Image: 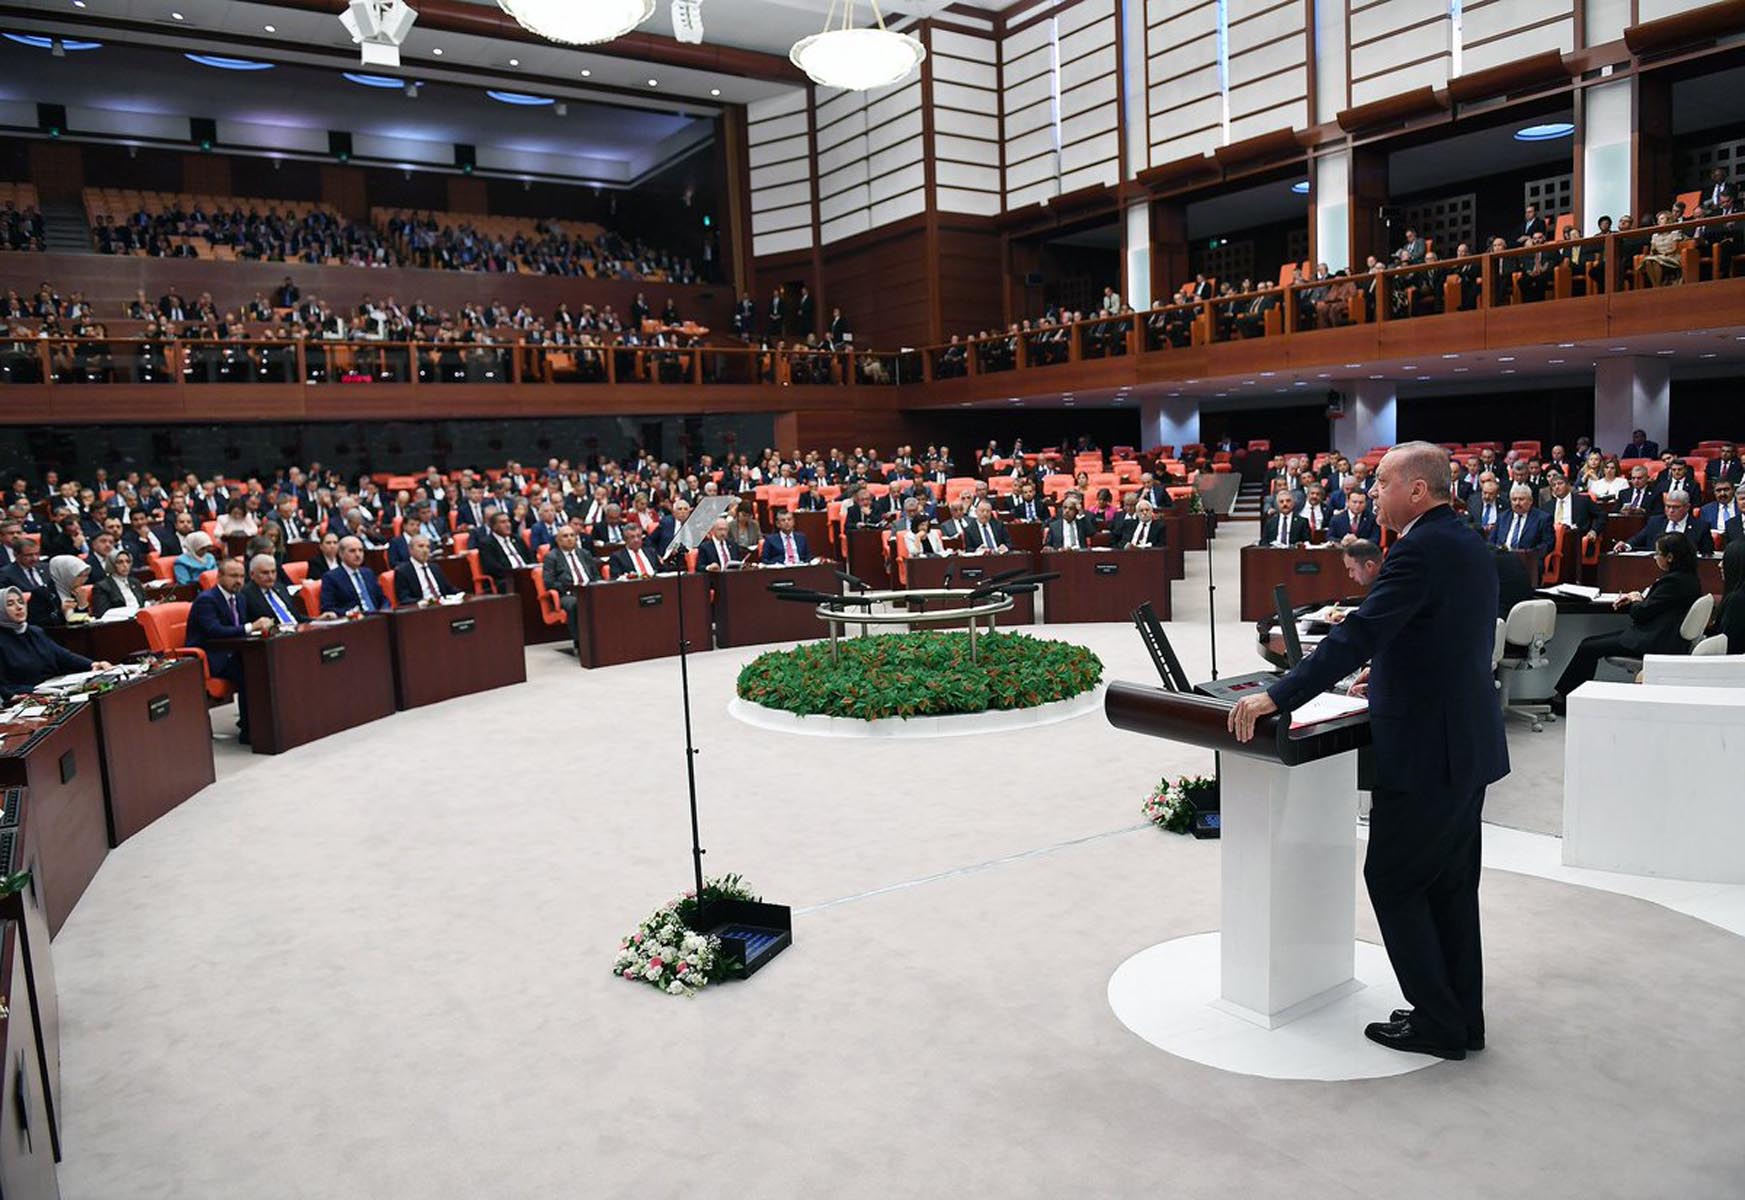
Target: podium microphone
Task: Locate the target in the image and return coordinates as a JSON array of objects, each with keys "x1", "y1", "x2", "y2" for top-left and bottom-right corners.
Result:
[
  {"x1": 941, "y1": 569, "x2": 954, "y2": 589},
  {"x1": 835, "y1": 568, "x2": 868, "y2": 592}
]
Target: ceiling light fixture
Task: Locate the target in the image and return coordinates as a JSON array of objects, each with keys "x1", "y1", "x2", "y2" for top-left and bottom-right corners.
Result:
[
  {"x1": 790, "y1": 0, "x2": 925, "y2": 91},
  {"x1": 648, "y1": 78, "x2": 658, "y2": 86},
  {"x1": 509, "y1": 57, "x2": 520, "y2": 66},
  {"x1": 497, "y1": 0, "x2": 654, "y2": 45},
  {"x1": 1291, "y1": 180, "x2": 1309, "y2": 194},
  {"x1": 487, "y1": 90, "x2": 554, "y2": 105},
  {"x1": 264, "y1": 24, "x2": 276, "y2": 32},
  {"x1": 171, "y1": 11, "x2": 184, "y2": 20},
  {"x1": 1514, "y1": 121, "x2": 1574, "y2": 142},
  {"x1": 710, "y1": 88, "x2": 721, "y2": 96},
  {"x1": 431, "y1": 46, "x2": 442, "y2": 54},
  {"x1": 339, "y1": 0, "x2": 418, "y2": 67},
  {"x1": 5, "y1": 33, "x2": 100, "y2": 50},
  {"x1": 343, "y1": 72, "x2": 405, "y2": 88},
  {"x1": 184, "y1": 52, "x2": 273, "y2": 70}
]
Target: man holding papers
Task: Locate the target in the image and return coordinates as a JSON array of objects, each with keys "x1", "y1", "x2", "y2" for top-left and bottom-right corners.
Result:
[{"x1": 1229, "y1": 442, "x2": 1509, "y2": 1062}]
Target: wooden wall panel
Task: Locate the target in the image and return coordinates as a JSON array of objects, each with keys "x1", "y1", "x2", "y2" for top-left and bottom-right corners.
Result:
[
  {"x1": 445, "y1": 176, "x2": 489, "y2": 215},
  {"x1": 180, "y1": 154, "x2": 233, "y2": 199},
  {"x1": 936, "y1": 225, "x2": 1007, "y2": 342},
  {"x1": 818, "y1": 223, "x2": 933, "y2": 349}
]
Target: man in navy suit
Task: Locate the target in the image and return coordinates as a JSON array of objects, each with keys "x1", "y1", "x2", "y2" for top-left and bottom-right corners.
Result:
[
  {"x1": 1708, "y1": 442, "x2": 1742, "y2": 490},
  {"x1": 963, "y1": 500, "x2": 1010, "y2": 552},
  {"x1": 393, "y1": 534, "x2": 462, "y2": 606},
  {"x1": 187, "y1": 558, "x2": 275, "y2": 743},
  {"x1": 385, "y1": 512, "x2": 431, "y2": 567},
  {"x1": 318, "y1": 536, "x2": 389, "y2": 614},
  {"x1": 1621, "y1": 429, "x2": 1660, "y2": 459},
  {"x1": 759, "y1": 509, "x2": 812, "y2": 566},
  {"x1": 1489, "y1": 484, "x2": 1555, "y2": 562},
  {"x1": 1327, "y1": 489, "x2": 1379, "y2": 543},
  {"x1": 1699, "y1": 480, "x2": 1739, "y2": 536},
  {"x1": 1540, "y1": 472, "x2": 1602, "y2": 537},
  {"x1": 1616, "y1": 465, "x2": 1662, "y2": 516},
  {"x1": 1617, "y1": 491, "x2": 1714, "y2": 557},
  {"x1": 1231, "y1": 442, "x2": 1508, "y2": 1060},
  {"x1": 693, "y1": 516, "x2": 742, "y2": 571}
]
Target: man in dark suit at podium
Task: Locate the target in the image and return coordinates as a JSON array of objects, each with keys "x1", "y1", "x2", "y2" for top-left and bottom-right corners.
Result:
[{"x1": 1230, "y1": 442, "x2": 1508, "y2": 1061}]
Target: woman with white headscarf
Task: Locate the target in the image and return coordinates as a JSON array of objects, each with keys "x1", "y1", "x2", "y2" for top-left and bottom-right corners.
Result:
[
  {"x1": 0, "y1": 585, "x2": 110, "y2": 700},
  {"x1": 47, "y1": 554, "x2": 92, "y2": 623},
  {"x1": 174, "y1": 531, "x2": 217, "y2": 585}
]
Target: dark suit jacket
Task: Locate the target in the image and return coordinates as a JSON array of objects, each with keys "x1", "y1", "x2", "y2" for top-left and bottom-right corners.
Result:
[
  {"x1": 843, "y1": 505, "x2": 885, "y2": 530},
  {"x1": 89, "y1": 573, "x2": 148, "y2": 618},
  {"x1": 1488, "y1": 507, "x2": 1555, "y2": 557},
  {"x1": 1493, "y1": 546, "x2": 1534, "y2": 619},
  {"x1": 693, "y1": 538, "x2": 741, "y2": 571},
  {"x1": 318, "y1": 564, "x2": 388, "y2": 613},
  {"x1": 185, "y1": 586, "x2": 249, "y2": 678},
  {"x1": 1006, "y1": 495, "x2": 1052, "y2": 522},
  {"x1": 759, "y1": 530, "x2": 812, "y2": 564},
  {"x1": 395, "y1": 558, "x2": 463, "y2": 606},
  {"x1": 1725, "y1": 516, "x2": 1744, "y2": 547},
  {"x1": 963, "y1": 519, "x2": 1009, "y2": 552},
  {"x1": 1121, "y1": 519, "x2": 1167, "y2": 548},
  {"x1": 1625, "y1": 516, "x2": 1715, "y2": 556},
  {"x1": 606, "y1": 546, "x2": 663, "y2": 579},
  {"x1": 1709, "y1": 458, "x2": 1743, "y2": 488},
  {"x1": 307, "y1": 555, "x2": 342, "y2": 581},
  {"x1": 1257, "y1": 513, "x2": 1311, "y2": 547},
  {"x1": 1616, "y1": 486, "x2": 1663, "y2": 515},
  {"x1": 0, "y1": 563, "x2": 58, "y2": 625},
  {"x1": 543, "y1": 546, "x2": 602, "y2": 593},
  {"x1": 1542, "y1": 493, "x2": 1602, "y2": 537},
  {"x1": 1268, "y1": 505, "x2": 1509, "y2": 796},
  {"x1": 1621, "y1": 441, "x2": 1660, "y2": 460},
  {"x1": 1719, "y1": 586, "x2": 1745, "y2": 654},
  {"x1": 122, "y1": 529, "x2": 166, "y2": 562},
  {"x1": 476, "y1": 534, "x2": 530, "y2": 592},
  {"x1": 1327, "y1": 510, "x2": 1378, "y2": 542},
  {"x1": 241, "y1": 580, "x2": 306, "y2": 625},
  {"x1": 1620, "y1": 569, "x2": 1702, "y2": 654},
  {"x1": 1044, "y1": 516, "x2": 1097, "y2": 549}
]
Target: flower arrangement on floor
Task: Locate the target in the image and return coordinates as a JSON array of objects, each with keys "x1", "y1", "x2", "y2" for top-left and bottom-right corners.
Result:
[
  {"x1": 613, "y1": 875, "x2": 761, "y2": 997},
  {"x1": 736, "y1": 630, "x2": 1103, "y2": 721},
  {"x1": 1143, "y1": 774, "x2": 1216, "y2": 835}
]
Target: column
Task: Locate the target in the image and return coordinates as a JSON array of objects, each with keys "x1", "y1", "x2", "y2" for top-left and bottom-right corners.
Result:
[
  {"x1": 1580, "y1": 79, "x2": 1632, "y2": 231},
  {"x1": 1140, "y1": 394, "x2": 1199, "y2": 451},
  {"x1": 1125, "y1": 200, "x2": 1153, "y2": 310},
  {"x1": 1312, "y1": 149, "x2": 1350, "y2": 273},
  {"x1": 1332, "y1": 379, "x2": 1396, "y2": 462},
  {"x1": 1594, "y1": 358, "x2": 1670, "y2": 455}
]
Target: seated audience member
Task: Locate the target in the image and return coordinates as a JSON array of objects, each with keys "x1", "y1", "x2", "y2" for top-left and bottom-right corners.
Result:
[
  {"x1": 901, "y1": 515, "x2": 945, "y2": 558},
  {"x1": 123, "y1": 509, "x2": 165, "y2": 562},
  {"x1": 843, "y1": 490, "x2": 886, "y2": 530},
  {"x1": 729, "y1": 504, "x2": 762, "y2": 552},
  {"x1": 1466, "y1": 478, "x2": 1503, "y2": 533},
  {"x1": 1044, "y1": 494, "x2": 1096, "y2": 549},
  {"x1": 1328, "y1": 489, "x2": 1379, "y2": 544},
  {"x1": 1699, "y1": 480, "x2": 1739, "y2": 537},
  {"x1": 1121, "y1": 499, "x2": 1165, "y2": 548},
  {"x1": 539, "y1": 526, "x2": 596, "y2": 639},
  {"x1": 1616, "y1": 466, "x2": 1662, "y2": 515},
  {"x1": 0, "y1": 586, "x2": 112, "y2": 699},
  {"x1": 607, "y1": 525, "x2": 662, "y2": 579},
  {"x1": 175, "y1": 531, "x2": 219, "y2": 585},
  {"x1": 1720, "y1": 541, "x2": 1745, "y2": 654},
  {"x1": 89, "y1": 548, "x2": 148, "y2": 617},
  {"x1": 693, "y1": 516, "x2": 742, "y2": 571},
  {"x1": 1088, "y1": 488, "x2": 1120, "y2": 526},
  {"x1": 186, "y1": 558, "x2": 274, "y2": 741},
  {"x1": 477, "y1": 512, "x2": 531, "y2": 593},
  {"x1": 47, "y1": 554, "x2": 92, "y2": 622},
  {"x1": 1490, "y1": 484, "x2": 1555, "y2": 561},
  {"x1": 386, "y1": 514, "x2": 428, "y2": 566},
  {"x1": 759, "y1": 509, "x2": 812, "y2": 566},
  {"x1": 216, "y1": 499, "x2": 259, "y2": 538},
  {"x1": 1542, "y1": 472, "x2": 1602, "y2": 537},
  {"x1": 307, "y1": 531, "x2": 344, "y2": 580},
  {"x1": 1008, "y1": 482, "x2": 1052, "y2": 523},
  {"x1": 1639, "y1": 214, "x2": 1686, "y2": 287},
  {"x1": 964, "y1": 500, "x2": 1009, "y2": 552},
  {"x1": 0, "y1": 538, "x2": 58, "y2": 626},
  {"x1": 1616, "y1": 492, "x2": 1713, "y2": 557},
  {"x1": 317, "y1": 536, "x2": 389, "y2": 614},
  {"x1": 241, "y1": 553, "x2": 315, "y2": 627},
  {"x1": 1655, "y1": 458, "x2": 1702, "y2": 504},
  {"x1": 1258, "y1": 492, "x2": 1310, "y2": 547},
  {"x1": 1552, "y1": 534, "x2": 1702, "y2": 711},
  {"x1": 1300, "y1": 485, "x2": 1332, "y2": 537},
  {"x1": 1326, "y1": 539, "x2": 1383, "y2": 619},
  {"x1": 396, "y1": 534, "x2": 463, "y2": 605}
]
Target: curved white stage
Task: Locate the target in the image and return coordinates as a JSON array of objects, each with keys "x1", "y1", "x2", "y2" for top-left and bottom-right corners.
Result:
[{"x1": 727, "y1": 685, "x2": 1105, "y2": 738}]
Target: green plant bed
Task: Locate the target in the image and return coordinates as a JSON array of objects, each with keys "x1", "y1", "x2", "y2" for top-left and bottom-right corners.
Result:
[{"x1": 736, "y1": 631, "x2": 1104, "y2": 721}]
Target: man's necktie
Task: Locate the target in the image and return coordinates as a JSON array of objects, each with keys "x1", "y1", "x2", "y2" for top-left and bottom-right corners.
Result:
[
  {"x1": 1508, "y1": 516, "x2": 1522, "y2": 548},
  {"x1": 267, "y1": 588, "x2": 295, "y2": 625},
  {"x1": 980, "y1": 523, "x2": 992, "y2": 549},
  {"x1": 421, "y1": 563, "x2": 440, "y2": 599},
  {"x1": 1135, "y1": 521, "x2": 1149, "y2": 546},
  {"x1": 784, "y1": 534, "x2": 796, "y2": 564},
  {"x1": 352, "y1": 569, "x2": 374, "y2": 612},
  {"x1": 634, "y1": 550, "x2": 652, "y2": 576}
]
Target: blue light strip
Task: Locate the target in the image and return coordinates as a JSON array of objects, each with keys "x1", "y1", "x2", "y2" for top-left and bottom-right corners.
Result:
[
  {"x1": 184, "y1": 53, "x2": 274, "y2": 70},
  {"x1": 486, "y1": 90, "x2": 555, "y2": 106},
  {"x1": 3, "y1": 33, "x2": 102, "y2": 50},
  {"x1": 343, "y1": 72, "x2": 405, "y2": 89}
]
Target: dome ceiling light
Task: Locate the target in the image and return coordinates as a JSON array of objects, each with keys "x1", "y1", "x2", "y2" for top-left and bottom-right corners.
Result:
[
  {"x1": 790, "y1": 0, "x2": 926, "y2": 92},
  {"x1": 496, "y1": 0, "x2": 655, "y2": 46}
]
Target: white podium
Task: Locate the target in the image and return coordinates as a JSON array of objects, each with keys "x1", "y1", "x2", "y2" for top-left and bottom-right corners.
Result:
[{"x1": 1565, "y1": 679, "x2": 1745, "y2": 884}]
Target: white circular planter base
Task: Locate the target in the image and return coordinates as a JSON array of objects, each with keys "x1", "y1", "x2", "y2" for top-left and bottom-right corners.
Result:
[
  {"x1": 727, "y1": 685, "x2": 1104, "y2": 739},
  {"x1": 1107, "y1": 932, "x2": 1442, "y2": 1081}
]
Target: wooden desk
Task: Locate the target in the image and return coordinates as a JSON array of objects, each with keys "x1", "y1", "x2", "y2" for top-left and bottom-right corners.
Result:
[
  {"x1": 789, "y1": 510, "x2": 831, "y2": 554},
  {"x1": 387, "y1": 595, "x2": 526, "y2": 709},
  {"x1": 1239, "y1": 545, "x2": 1360, "y2": 620},
  {"x1": 45, "y1": 615, "x2": 149, "y2": 663},
  {"x1": 844, "y1": 528, "x2": 890, "y2": 590},
  {"x1": 1606, "y1": 512, "x2": 1647, "y2": 544},
  {"x1": 573, "y1": 574, "x2": 711, "y2": 668},
  {"x1": 0, "y1": 704, "x2": 106, "y2": 937},
  {"x1": 904, "y1": 552, "x2": 1037, "y2": 627},
  {"x1": 1598, "y1": 553, "x2": 1724, "y2": 597},
  {"x1": 712, "y1": 563, "x2": 839, "y2": 648},
  {"x1": 1006, "y1": 520, "x2": 1046, "y2": 554},
  {"x1": 1163, "y1": 511, "x2": 1210, "y2": 554},
  {"x1": 511, "y1": 566, "x2": 569, "y2": 646},
  {"x1": 1041, "y1": 547, "x2": 1172, "y2": 622},
  {"x1": 212, "y1": 616, "x2": 397, "y2": 755},
  {"x1": 87, "y1": 658, "x2": 215, "y2": 845},
  {"x1": 436, "y1": 555, "x2": 474, "y2": 593}
]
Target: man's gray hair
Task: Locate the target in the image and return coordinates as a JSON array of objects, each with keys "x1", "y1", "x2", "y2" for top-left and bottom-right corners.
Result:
[
  {"x1": 1387, "y1": 441, "x2": 1454, "y2": 491},
  {"x1": 248, "y1": 553, "x2": 277, "y2": 575},
  {"x1": 409, "y1": 533, "x2": 431, "y2": 550},
  {"x1": 1509, "y1": 483, "x2": 1534, "y2": 499}
]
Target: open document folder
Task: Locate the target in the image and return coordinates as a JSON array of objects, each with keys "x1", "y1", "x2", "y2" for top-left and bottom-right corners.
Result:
[{"x1": 1288, "y1": 691, "x2": 1369, "y2": 730}]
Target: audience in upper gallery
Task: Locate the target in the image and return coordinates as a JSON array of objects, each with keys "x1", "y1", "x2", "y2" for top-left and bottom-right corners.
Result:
[
  {"x1": 88, "y1": 200, "x2": 701, "y2": 284},
  {"x1": 1, "y1": 203, "x2": 45, "y2": 252}
]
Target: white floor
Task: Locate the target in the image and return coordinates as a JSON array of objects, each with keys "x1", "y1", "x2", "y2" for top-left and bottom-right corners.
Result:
[{"x1": 49, "y1": 526, "x2": 1745, "y2": 1200}]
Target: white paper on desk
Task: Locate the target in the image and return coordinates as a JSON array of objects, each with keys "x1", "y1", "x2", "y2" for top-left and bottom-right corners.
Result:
[
  {"x1": 307, "y1": 618, "x2": 350, "y2": 628},
  {"x1": 96, "y1": 607, "x2": 137, "y2": 623},
  {"x1": 1289, "y1": 692, "x2": 1369, "y2": 729},
  {"x1": 1594, "y1": 593, "x2": 1625, "y2": 606},
  {"x1": 1301, "y1": 604, "x2": 1345, "y2": 622},
  {"x1": 1541, "y1": 583, "x2": 1600, "y2": 600}
]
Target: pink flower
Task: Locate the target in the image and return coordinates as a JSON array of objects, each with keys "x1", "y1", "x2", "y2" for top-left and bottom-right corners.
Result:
[
  {"x1": 676, "y1": 963, "x2": 689, "y2": 974},
  {"x1": 649, "y1": 957, "x2": 664, "y2": 970},
  {"x1": 622, "y1": 968, "x2": 636, "y2": 979},
  {"x1": 632, "y1": 933, "x2": 643, "y2": 944}
]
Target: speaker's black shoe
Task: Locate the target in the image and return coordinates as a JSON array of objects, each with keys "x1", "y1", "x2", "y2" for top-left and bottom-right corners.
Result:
[
  {"x1": 1389, "y1": 1009, "x2": 1485, "y2": 1050},
  {"x1": 1365, "y1": 1018, "x2": 1466, "y2": 1060},
  {"x1": 1548, "y1": 693, "x2": 1567, "y2": 717}
]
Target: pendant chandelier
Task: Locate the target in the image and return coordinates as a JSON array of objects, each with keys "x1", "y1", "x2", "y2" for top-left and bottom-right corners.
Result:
[
  {"x1": 790, "y1": 0, "x2": 926, "y2": 92},
  {"x1": 496, "y1": 0, "x2": 655, "y2": 46}
]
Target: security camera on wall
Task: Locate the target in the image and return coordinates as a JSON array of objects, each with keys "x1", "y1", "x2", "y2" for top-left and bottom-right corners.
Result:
[
  {"x1": 339, "y1": 0, "x2": 419, "y2": 68},
  {"x1": 672, "y1": 0, "x2": 704, "y2": 44}
]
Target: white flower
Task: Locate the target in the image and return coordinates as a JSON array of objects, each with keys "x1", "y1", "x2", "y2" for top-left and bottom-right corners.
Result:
[
  {"x1": 666, "y1": 980, "x2": 688, "y2": 996},
  {"x1": 644, "y1": 964, "x2": 663, "y2": 981}
]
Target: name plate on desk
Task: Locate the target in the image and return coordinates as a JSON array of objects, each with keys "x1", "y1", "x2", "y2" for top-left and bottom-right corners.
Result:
[
  {"x1": 147, "y1": 694, "x2": 171, "y2": 722},
  {"x1": 961, "y1": 567, "x2": 987, "y2": 580},
  {"x1": 320, "y1": 644, "x2": 347, "y2": 664},
  {"x1": 637, "y1": 592, "x2": 665, "y2": 608},
  {"x1": 1094, "y1": 562, "x2": 1121, "y2": 576},
  {"x1": 767, "y1": 580, "x2": 798, "y2": 591},
  {"x1": 448, "y1": 618, "x2": 476, "y2": 635},
  {"x1": 1293, "y1": 561, "x2": 1323, "y2": 575}
]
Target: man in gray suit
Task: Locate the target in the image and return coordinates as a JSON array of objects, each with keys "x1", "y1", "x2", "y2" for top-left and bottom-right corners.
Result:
[{"x1": 542, "y1": 525, "x2": 600, "y2": 643}]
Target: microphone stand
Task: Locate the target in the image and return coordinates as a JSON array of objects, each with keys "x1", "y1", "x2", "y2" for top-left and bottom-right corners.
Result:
[{"x1": 674, "y1": 569, "x2": 706, "y2": 903}]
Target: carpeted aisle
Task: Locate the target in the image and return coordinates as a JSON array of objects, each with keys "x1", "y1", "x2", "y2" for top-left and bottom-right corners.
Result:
[{"x1": 50, "y1": 527, "x2": 1745, "y2": 1199}]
